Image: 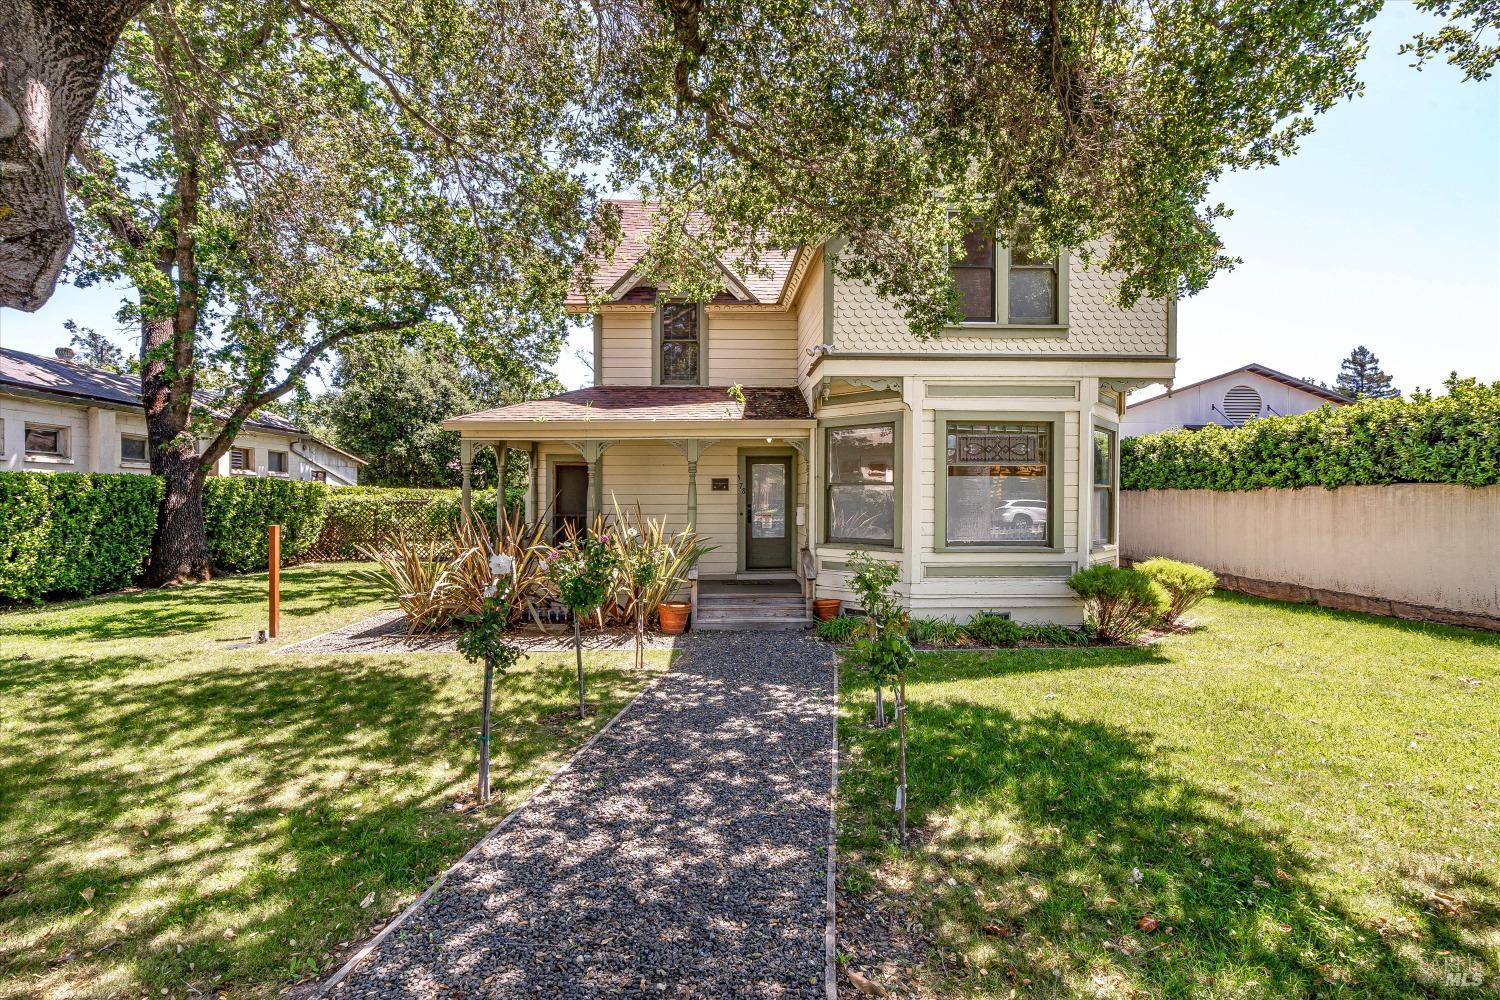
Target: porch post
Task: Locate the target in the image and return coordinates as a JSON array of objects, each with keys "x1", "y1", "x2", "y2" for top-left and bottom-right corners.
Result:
[
  {"x1": 524, "y1": 443, "x2": 537, "y2": 526},
  {"x1": 668, "y1": 439, "x2": 719, "y2": 531},
  {"x1": 566, "y1": 440, "x2": 617, "y2": 526},
  {"x1": 493, "y1": 439, "x2": 509, "y2": 537},
  {"x1": 460, "y1": 438, "x2": 474, "y2": 518}
]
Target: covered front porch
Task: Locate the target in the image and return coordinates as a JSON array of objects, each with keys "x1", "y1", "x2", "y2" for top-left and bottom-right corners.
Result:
[{"x1": 443, "y1": 386, "x2": 818, "y2": 626}]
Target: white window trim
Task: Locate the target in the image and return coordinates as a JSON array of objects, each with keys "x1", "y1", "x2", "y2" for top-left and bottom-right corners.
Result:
[
  {"x1": 267, "y1": 450, "x2": 290, "y2": 476},
  {"x1": 1091, "y1": 423, "x2": 1118, "y2": 550},
  {"x1": 24, "y1": 422, "x2": 72, "y2": 462},
  {"x1": 120, "y1": 433, "x2": 150, "y2": 467}
]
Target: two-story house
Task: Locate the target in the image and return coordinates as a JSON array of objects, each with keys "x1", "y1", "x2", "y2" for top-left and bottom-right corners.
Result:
[{"x1": 444, "y1": 200, "x2": 1176, "y2": 626}]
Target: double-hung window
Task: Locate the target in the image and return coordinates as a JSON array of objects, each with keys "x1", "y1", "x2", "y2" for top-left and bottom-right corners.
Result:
[
  {"x1": 1092, "y1": 427, "x2": 1117, "y2": 547},
  {"x1": 658, "y1": 302, "x2": 702, "y2": 385},
  {"x1": 943, "y1": 421, "x2": 1051, "y2": 547},
  {"x1": 953, "y1": 223, "x2": 1065, "y2": 327},
  {"x1": 825, "y1": 422, "x2": 897, "y2": 545}
]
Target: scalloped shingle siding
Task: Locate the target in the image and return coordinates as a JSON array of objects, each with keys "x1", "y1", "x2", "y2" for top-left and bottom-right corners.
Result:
[{"x1": 831, "y1": 250, "x2": 1168, "y2": 355}]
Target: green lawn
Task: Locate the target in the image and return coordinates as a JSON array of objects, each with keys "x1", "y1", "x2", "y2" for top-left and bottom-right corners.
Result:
[
  {"x1": 0, "y1": 564, "x2": 671, "y2": 999},
  {"x1": 838, "y1": 593, "x2": 1500, "y2": 999}
]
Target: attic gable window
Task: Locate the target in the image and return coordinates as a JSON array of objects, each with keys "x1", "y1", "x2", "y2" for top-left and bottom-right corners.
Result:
[
  {"x1": 1008, "y1": 243, "x2": 1058, "y2": 324},
  {"x1": 953, "y1": 225, "x2": 997, "y2": 323},
  {"x1": 657, "y1": 302, "x2": 703, "y2": 386},
  {"x1": 952, "y1": 223, "x2": 1068, "y2": 329}
]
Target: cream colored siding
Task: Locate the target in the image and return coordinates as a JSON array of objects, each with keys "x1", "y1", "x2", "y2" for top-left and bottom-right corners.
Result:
[
  {"x1": 598, "y1": 309, "x2": 654, "y2": 385},
  {"x1": 830, "y1": 244, "x2": 1168, "y2": 356},
  {"x1": 535, "y1": 440, "x2": 809, "y2": 579},
  {"x1": 705, "y1": 309, "x2": 799, "y2": 386},
  {"x1": 794, "y1": 259, "x2": 824, "y2": 405}
]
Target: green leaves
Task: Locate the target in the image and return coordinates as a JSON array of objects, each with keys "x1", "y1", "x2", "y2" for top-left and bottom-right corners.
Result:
[
  {"x1": 0, "y1": 472, "x2": 164, "y2": 601},
  {"x1": 201, "y1": 478, "x2": 330, "y2": 573},
  {"x1": 603, "y1": 0, "x2": 1381, "y2": 338},
  {"x1": 1121, "y1": 379, "x2": 1500, "y2": 492}
]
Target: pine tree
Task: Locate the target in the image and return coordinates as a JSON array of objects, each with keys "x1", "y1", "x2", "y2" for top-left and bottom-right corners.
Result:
[
  {"x1": 1335, "y1": 346, "x2": 1400, "y2": 400},
  {"x1": 64, "y1": 321, "x2": 127, "y2": 373}
]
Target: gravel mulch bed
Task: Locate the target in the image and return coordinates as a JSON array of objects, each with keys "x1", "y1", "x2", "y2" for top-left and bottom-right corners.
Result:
[
  {"x1": 327, "y1": 631, "x2": 836, "y2": 998},
  {"x1": 277, "y1": 609, "x2": 686, "y2": 655}
]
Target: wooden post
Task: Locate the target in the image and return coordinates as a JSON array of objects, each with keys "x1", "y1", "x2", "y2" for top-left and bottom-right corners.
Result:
[
  {"x1": 897, "y1": 673, "x2": 908, "y2": 847},
  {"x1": 268, "y1": 523, "x2": 281, "y2": 639}
]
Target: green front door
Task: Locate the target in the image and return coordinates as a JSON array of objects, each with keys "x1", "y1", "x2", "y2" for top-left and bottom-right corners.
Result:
[{"x1": 744, "y1": 456, "x2": 793, "y2": 570}]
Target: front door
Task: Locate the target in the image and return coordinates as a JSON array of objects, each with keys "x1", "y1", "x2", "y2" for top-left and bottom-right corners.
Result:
[
  {"x1": 552, "y1": 464, "x2": 588, "y2": 542},
  {"x1": 744, "y1": 456, "x2": 793, "y2": 570}
]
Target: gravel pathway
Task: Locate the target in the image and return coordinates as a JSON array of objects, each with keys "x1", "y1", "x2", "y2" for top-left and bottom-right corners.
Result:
[
  {"x1": 277, "y1": 610, "x2": 686, "y2": 655},
  {"x1": 330, "y1": 631, "x2": 836, "y2": 999}
]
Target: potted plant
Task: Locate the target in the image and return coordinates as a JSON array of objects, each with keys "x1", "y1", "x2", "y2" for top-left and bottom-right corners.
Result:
[{"x1": 813, "y1": 596, "x2": 842, "y2": 620}]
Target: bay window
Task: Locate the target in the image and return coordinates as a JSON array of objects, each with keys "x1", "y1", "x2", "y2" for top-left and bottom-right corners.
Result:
[
  {"x1": 942, "y1": 421, "x2": 1052, "y2": 547},
  {"x1": 825, "y1": 421, "x2": 897, "y2": 545},
  {"x1": 1092, "y1": 427, "x2": 1116, "y2": 547}
]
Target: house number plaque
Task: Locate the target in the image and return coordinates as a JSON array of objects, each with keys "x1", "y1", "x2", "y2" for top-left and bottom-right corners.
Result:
[{"x1": 711, "y1": 478, "x2": 729, "y2": 491}]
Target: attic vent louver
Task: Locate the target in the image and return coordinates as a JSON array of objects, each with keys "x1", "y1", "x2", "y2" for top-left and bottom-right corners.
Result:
[{"x1": 1222, "y1": 384, "x2": 1263, "y2": 425}]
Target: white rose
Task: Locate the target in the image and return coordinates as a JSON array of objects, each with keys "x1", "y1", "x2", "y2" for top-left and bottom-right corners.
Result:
[
  {"x1": 483, "y1": 582, "x2": 498, "y2": 598},
  {"x1": 488, "y1": 553, "x2": 514, "y2": 576}
]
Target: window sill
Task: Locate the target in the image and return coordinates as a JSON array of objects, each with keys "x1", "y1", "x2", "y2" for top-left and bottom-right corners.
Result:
[
  {"x1": 933, "y1": 545, "x2": 1062, "y2": 555},
  {"x1": 946, "y1": 323, "x2": 1069, "y2": 337},
  {"x1": 121, "y1": 461, "x2": 151, "y2": 470},
  {"x1": 25, "y1": 454, "x2": 73, "y2": 464},
  {"x1": 823, "y1": 540, "x2": 903, "y2": 553}
]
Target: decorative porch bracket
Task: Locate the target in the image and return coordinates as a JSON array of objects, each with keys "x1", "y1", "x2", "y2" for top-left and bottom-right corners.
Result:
[
  {"x1": 816, "y1": 375, "x2": 902, "y2": 406},
  {"x1": 667, "y1": 438, "x2": 720, "y2": 529},
  {"x1": 566, "y1": 439, "x2": 618, "y2": 522}
]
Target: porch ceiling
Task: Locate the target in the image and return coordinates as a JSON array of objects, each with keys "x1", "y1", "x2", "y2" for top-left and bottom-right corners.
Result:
[{"x1": 442, "y1": 385, "x2": 815, "y2": 438}]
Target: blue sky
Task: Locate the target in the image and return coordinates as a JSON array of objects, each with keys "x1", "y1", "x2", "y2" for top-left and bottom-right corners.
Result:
[{"x1": 3, "y1": 3, "x2": 1495, "y2": 398}]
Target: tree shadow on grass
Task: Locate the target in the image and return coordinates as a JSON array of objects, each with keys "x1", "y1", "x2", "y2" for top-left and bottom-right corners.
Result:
[
  {"x1": 0, "y1": 647, "x2": 648, "y2": 996},
  {"x1": 1209, "y1": 589, "x2": 1500, "y2": 652},
  {"x1": 843, "y1": 690, "x2": 1498, "y2": 998},
  {"x1": 9, "y1": 565, "x2": 386, "y2": 643}
]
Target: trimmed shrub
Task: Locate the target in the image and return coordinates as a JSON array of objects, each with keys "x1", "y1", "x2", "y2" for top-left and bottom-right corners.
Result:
[
  {"x1": 0, "y1": 471, "x2": 163, "y2": 601},
  {"x1": 965, "y1": 611, "x2": 1024, "y2": 648},
  {"x1": 202, "y1": 478, "x2": 329, "y2": 572},
  {"x1": 1135, "y1": 557, "x2": 1217, "y2": 623},
  {"x1": 1067, "y1": 565, "x2": 1168, "y2": 643},
  {"x1": 1121, "y1": 379, "x2": 1500, "y2": 492}
]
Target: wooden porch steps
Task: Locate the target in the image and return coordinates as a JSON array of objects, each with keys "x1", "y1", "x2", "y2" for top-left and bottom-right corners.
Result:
[{"x1": 694, "y1": 590, "x2": 812, "y2": 632}]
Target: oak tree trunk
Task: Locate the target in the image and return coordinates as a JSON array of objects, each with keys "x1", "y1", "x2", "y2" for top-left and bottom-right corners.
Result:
[
  {"x1": 140, "y1": 312, "x2": 212, "y2": 585},
  {"x1": 0, "y1": 0, "x2": 146, "y2": 310}
]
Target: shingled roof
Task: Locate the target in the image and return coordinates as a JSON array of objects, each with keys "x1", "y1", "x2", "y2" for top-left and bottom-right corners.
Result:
[
  {"x1": 445, "y1": 386, "x2": 813, "y2": 428},
  {"x1": 566, "y1": 200, "x2": 801, "y2": 307},
  {"x1": 0, "y1": 346, "x2": 364, "y2": 461}
]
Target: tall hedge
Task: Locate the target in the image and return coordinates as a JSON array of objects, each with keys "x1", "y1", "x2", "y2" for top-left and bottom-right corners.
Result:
[
  {"x1": 1122, "y1": 379, "x2": 1500, "y2": 491},
  {"x1": 202, "y1": 477, "x2": 330, "y2": 572},
  {"x1": 0, "y1": 471, "x2": 164, "y2": 601}
]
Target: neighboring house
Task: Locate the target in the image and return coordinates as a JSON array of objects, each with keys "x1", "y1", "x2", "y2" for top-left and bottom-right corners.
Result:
[
  {"x1": 1, "y1": 346, "x2": 364, "y2": 484},
  {"x1": 1122, "y1": 363, "x2": 1349, "y2": 437},
  {"x1": 444, "y1": 201, "x2": 1176, "y2": 625}
]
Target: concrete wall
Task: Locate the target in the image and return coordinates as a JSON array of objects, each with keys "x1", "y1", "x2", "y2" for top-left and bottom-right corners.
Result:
[
  {"x1": 1, "y1": 391, "x2": 357, "y2": 482},
  {"x1": 1121, "y1": 486, "x2": 1500, "y2": 628}
]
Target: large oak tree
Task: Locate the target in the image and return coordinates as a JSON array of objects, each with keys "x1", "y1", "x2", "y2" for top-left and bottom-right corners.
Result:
[{"x1": 68, "y1": 0, "x2": 603, "y2": 583}]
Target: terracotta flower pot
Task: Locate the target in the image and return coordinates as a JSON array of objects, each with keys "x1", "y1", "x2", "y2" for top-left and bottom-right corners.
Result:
[
  {"x1": 658, "y1": 601, "x2": 691, "y2": 635},
  {"x1": 813, "y1": 598, "x2": 842, "y2": 621}
]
